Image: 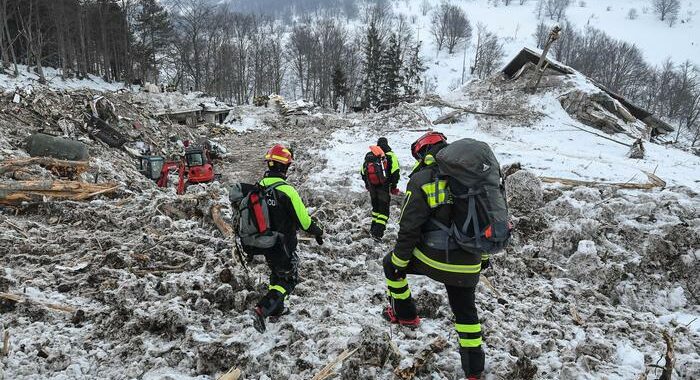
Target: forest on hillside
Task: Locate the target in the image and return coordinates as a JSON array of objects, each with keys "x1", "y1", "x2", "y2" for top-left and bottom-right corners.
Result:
[{"x1": 0, "y1": 0, "x2": 698, "y2": 142}]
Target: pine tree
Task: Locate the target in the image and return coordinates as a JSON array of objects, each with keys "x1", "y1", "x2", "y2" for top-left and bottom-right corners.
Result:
[
  {"x1": 331, "y1": 64, "x2": 349, "y2": 111},
  {"x1": 135, "y1": 0, "x2": 172, "y2": 84},
  {"x1": 378, "y1": 33, "x2": 402, "y2": 111},
  {"x1": 362, "y1": 21, "x2": 383, "y2": 111},
  {"x1": 402, "y1": 41, "x2": 426, "y2": 101}
]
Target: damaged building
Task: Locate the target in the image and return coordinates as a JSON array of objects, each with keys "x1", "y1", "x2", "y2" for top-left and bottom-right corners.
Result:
[{"x1": 502, "y1": 47, "x2": 675, "y2": 139}]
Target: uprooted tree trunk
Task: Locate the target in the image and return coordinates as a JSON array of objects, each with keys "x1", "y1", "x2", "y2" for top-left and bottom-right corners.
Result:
[
  {"x1": 0, "y1": 157, "x2": 89, "y2": 178},
  {"x1": 0, "y1": 180, "x2": 118, "y2": 204},
  {"x1": 539, "y1": 171, "x2": 665, "y2": 190}
]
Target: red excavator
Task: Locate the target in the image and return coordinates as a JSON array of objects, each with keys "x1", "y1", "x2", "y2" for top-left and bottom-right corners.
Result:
[{"x1": 139, "y1": 146, "x2": 216, "y2": 195}]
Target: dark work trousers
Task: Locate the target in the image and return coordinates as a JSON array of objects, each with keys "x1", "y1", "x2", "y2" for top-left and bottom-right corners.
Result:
[
  {"x1": 384, "y1": 259, "x2": 484, "y2": 377},
  {"x1": 446, "y1": 285, "x2": 485, "y2": 377},
  {"x1": 368, "y1": 183, "x2": 391, "y2": 238},
  {"x1": 256, "y1": 242, "x2": 299, "y2": 317}
]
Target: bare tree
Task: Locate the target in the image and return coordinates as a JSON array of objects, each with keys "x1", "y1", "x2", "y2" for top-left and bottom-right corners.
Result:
[
  {"x1": 420, "y1": 0, "x2": 432, "y2": 16},
  {"x1": 538, "y1": 0, "x2": 571, "y2": 21},
  {"x1": 15, "y1": 0, "x2": 45, "y2": 83},
  {"x1": 444, "y1": 4, "x2": 472, "y2": 54},
  {"x1": 471, "y1": 24, "x2": 504, "y2": 79},
  {"x1": 652, "y1": 0, "x2": 680, "y2": 26},
  {"x1": 627, "y1": 8, "x2": 639, "y2": 20},
  {"x1": 430, "y1": 3, "x2": 449, "y2": 52}
]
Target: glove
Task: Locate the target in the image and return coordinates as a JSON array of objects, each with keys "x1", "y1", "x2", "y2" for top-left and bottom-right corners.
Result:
[
  {"x1": 307, "y1": 220, "x2": 324, "y2": 246},
  {"x1": 481, "y1": 259, "x2": 490, "y2": 271},
  {"x1": 382, "y1": 253, "x2": 406, "y2": 280},
  {"x1": 390, "y1": 187, "x2": 400, "y2": 195}
]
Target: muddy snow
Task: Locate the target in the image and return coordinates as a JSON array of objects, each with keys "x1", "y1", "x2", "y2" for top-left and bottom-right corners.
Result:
[{"x1": 1, "y1": 74, "x2": 699, "y2": 380}]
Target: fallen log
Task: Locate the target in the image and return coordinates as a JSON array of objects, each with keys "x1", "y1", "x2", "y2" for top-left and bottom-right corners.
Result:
[
  {"x1": 0, "y1": 157, "x2": 89, "y2": 176},
  {"x1": 0, "y1": 180, "x2": 119, "y2": 204},
  {"x1": 0, "y1": 291, "x2": 77, "y2": 313},
  {"x1": 419, "y1": 96, "x2": 521, "y2": 121},
  {"x1": 395, "y1": 337, "x2": 448, "y2": 380},
  {"x1": 539, "y1": 171, "x2": 665, "y2": 190},
  {"x1": 311, "y1": 347, "x2": 359, "y2": 380}
]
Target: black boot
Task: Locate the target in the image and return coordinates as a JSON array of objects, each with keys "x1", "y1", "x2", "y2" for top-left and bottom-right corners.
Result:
[
  {"x1": 253, "y1": 306, "x2": 266, "y2": 333},
  {"x1": 460, "y1": 347, "x2": 485, "y2": 379}
]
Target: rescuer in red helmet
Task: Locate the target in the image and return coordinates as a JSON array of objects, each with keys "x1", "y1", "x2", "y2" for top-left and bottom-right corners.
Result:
[
  {"x1": 382, "y1": 131, "x2": 492, "y2": 380},
  {"x1": 229, "y1": 144, "x2": 324, "y2": 333}
]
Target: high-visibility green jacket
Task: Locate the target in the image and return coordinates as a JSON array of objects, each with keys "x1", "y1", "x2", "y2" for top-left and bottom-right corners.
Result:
[
  {"x1": 390, "y1": 147, "x2": 483, "y2": 287},
  {"x1": 238, "y1": 172, "x2": 320, "y2": 255}
]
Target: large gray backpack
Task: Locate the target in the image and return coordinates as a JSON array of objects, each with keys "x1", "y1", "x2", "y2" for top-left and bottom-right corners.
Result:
[
  {"x1": 230, "y1": 182, "x2": 286, "y2": 249},
  {"x1": 423, "y1": 138, "x2": 512, "y2": 254}
]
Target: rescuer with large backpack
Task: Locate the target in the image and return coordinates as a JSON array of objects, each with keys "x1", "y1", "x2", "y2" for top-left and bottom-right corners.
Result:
[
  {"x1": 382, "y1": 132, "x2": 512, "y2": 380},
  {"x1": 229, "y1": 144, "x2": 324, "y2": 333},
  {"x1": 360, "y1": 137, "x2": 400, "y2": 240}
]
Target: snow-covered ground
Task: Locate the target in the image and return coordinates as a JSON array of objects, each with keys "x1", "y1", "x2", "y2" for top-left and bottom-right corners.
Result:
[
  {"x1": 1, "y1": 1, "x2": 699, "y2": 379},
  {"x1": 0, "y1": 64, "x2": 128, "y2": 92}
]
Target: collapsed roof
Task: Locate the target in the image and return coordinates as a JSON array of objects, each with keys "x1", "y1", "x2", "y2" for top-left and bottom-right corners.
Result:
[{"x1": 502, "y1": 48, "x2": 674, "y2": 137}]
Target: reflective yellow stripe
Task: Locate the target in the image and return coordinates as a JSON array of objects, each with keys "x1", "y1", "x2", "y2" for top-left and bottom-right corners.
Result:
[
  {"x1": 459, "y1": 337, "x2": 482, "y2": 347},
  {"x1": 455, "y1": 323, "x2": 481, "y2": 333},
  {"x1": 413, "y1": 248, "x2": 481, "y2": 273},
  {"x1": 398, "y1": 190, "x2": 412, "y2": 223},
  {"x1": 386, "y1": 278, "x2": 408, "y2": 288},
  {"x1": 421, "y1": 180, "x2": 449, "y2": 208},
  {"x1": 392, "y1": 252, "x2": 409, "y2": 268},
  {"x1": 269, "y1": 285, "x2": 287, "y2": 294},
  {"x1": 265, "y1": 154, "x2": 290, "y2": 163},
  {"x1": 387, "y1": 151, "x2": 400, "y2": 174},
  {"x1": 424, "y1": 154, "x2": 435, "y2": 166},
  {"x1": 374, "y1": 218, "x2": 387, "y2": 225},
  {"x1": 372, "y1": 212, "x2": 388, "y2": 220},
  {"x1": 390, "y1": 289, "x2": 411, "y2": 300},
  {"x1": 481, "y1": 253, "x2": 490, "y2": 261}
]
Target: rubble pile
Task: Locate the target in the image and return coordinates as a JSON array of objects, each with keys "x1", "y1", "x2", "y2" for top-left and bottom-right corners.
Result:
[{"x1": 0, "y1": 74, "x2": 698, "y2": 380}]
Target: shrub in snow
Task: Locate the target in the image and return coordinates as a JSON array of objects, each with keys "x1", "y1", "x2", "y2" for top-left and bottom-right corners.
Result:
[
  {"x1": 628, "y1": 8, "x2": 639, "y2": 19},
  {"x1": 505, "y1": 169, "x2": 543, "y2": 213}
]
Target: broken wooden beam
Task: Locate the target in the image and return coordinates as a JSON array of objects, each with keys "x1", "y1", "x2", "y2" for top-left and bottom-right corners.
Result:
[
  {"x1": 0, "y1": 157, "x2": 89, "y2": 176},
  {"x1": 0, "y1": 180, "x2": 119, "y2": 204},
  {"x1": 217, "y1": 367, "x2": 242, "y2": 380},
  {"x1": 311, "y1": 347, "x2": 359, "y2": 380},
  {"x1": 539, "y1": 171, "x2": 665, "y2": 190},
  {"x1": 2, "y1": 329, "x2": 9, "y2": 356},
  {"x1": 0, "y1": 291, "x2": 77, "y2": 313}
]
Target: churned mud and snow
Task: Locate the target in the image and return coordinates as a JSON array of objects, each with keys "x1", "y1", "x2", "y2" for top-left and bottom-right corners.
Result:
[{"x1": 2, "y1": 66, "x2": 700, "y2": 380}]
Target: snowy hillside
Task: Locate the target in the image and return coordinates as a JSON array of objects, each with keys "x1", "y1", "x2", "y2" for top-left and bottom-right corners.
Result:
[{"x1": 398, "y1": 0, "x2": 700, "y2": 93}]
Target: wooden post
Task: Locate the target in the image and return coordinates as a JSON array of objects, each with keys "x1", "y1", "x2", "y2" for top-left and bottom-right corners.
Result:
[{"x1": 529, "y1": 25, "x2": 562, "y2": 94}]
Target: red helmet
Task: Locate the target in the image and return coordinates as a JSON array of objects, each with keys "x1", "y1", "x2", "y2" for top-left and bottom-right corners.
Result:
[
  {"x1": 265, "y1": 144, "x2": 293, "y2": 165},
  {"x1": 411, "y1": 131, "x2": 447, "y2": 160}
]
